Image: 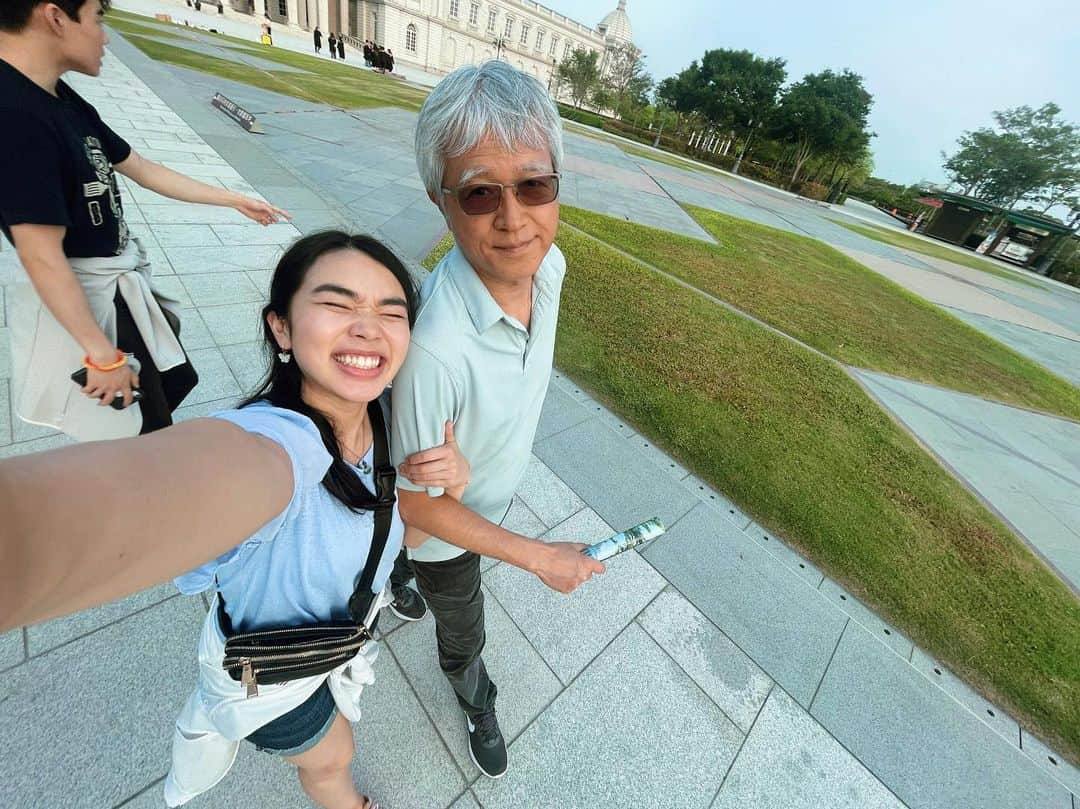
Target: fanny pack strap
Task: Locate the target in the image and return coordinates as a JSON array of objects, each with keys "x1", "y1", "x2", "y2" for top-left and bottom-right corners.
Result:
[{"x1": 347, "y1": 395, "x2": 396, "y2": 623}]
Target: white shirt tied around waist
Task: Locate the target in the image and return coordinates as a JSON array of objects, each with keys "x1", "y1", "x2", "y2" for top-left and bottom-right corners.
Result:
[
  {"x1": 164, "y1": 591, "x2": 388, "y2": 807},
  {"x1": 8, "y1": 236, "x2": 186, "y2": 441}
]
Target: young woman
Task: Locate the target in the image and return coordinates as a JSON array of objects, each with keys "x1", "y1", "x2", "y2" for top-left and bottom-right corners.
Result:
[{"x1": 0, "y1": 230, "x2": 468, "y2": 809}]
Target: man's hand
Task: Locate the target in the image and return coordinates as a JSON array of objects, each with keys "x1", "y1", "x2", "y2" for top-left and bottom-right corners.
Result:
[
  {"x1": 529, "y1": 541, "x2": 606, "y2": 594},
  {"x1": 232, "y1": 194, "x2": 291, "y2": 226},
  {"x1": 82, "y1": 361, "x2": 140, "y2": 408}
]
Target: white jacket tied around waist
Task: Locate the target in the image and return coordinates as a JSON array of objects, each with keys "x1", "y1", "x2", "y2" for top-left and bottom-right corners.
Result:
[
  {"x1": 163, "y1": 592, "x2": 388, "y2": 807},
  {"x1": 8, "y1": 237, "x2": 186, "y2": 441}
]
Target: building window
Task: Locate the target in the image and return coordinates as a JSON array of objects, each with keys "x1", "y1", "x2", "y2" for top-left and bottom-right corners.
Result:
[
  {"x1": 468, "y1": 2, "x2": 479, "y2": 25},
  {"x1": 519, "y1": 22, "x2": 529, "y2": 45},
  {"x1": 535, "y1": 30, "x2": 544, "y2": 50},
  {"x1": 563, "y1": 41, "x2": 572, "y2": 60},
  {"x1": 487, "y1": 8, "x2": 497, "y2": 31},
  {"x1": 503, "y1": 17, "x2": 513, "y2": 38},
  {"x1": 549, "y1": 34, "x2": 558, "y2": 57},
  {"x1": 449, "y1": 0, "x2": 459, "y2": 18},
  {"x1": 277, "y1": 0, "x2": 286, "y2": 16},
  {"x1": 405, "y1": 23, "x2": 417, "y2": 51}
]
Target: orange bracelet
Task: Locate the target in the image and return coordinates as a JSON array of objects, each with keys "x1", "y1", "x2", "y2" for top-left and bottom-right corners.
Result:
[{"x1": 83, "y1": 351, "x2": 128, "y2": 372}]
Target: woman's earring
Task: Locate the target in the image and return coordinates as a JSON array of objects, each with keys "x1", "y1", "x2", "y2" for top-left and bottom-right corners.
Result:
[{"x1": 278, "y1": 350, "x2": 292, "y2": 364}]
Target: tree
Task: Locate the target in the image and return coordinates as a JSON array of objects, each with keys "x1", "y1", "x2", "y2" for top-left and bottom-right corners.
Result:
[
  {"x1": 657, "y1": 48, "x2": 786, "y2": 171},
  {"x1": 555, "y1": 48, "x2": 601, "y2": 110},
  {"x1": 602, "y1": 42, "x2": 653, "y2": 114},
  {"x1": 942, "y1": 103, "x2": 1080, "y2": 209},
  {"x1": 770, "y1": 69, "x2": 873, "y2": 187}
]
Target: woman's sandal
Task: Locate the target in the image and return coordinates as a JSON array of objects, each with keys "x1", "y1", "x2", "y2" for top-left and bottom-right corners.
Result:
[{"x1": 362, "y1": 798, "x2": 381, "y2": 809}]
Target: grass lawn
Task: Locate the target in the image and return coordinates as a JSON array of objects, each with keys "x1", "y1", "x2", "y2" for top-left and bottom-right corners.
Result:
[
  {"x1": 106, "y1": 10, "x2": 427, "y2": 111},
  {"x1": 833, "y1": 218, "x2": 1045, "y2": 289},
  {"x1": 424, "y1": 226, "x2": 1080, "y2": 762},
  {"x1": 560, "y1": 204, "x2": 1080, "y2": 421}
]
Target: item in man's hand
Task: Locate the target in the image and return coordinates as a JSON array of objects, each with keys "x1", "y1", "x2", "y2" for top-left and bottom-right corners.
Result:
[
  {"x1": 70, "y1": 367, "x2": 144, "y2": 410},
  {"x1": 583, "y1": 518, "x2": 666, "y2": 561}
]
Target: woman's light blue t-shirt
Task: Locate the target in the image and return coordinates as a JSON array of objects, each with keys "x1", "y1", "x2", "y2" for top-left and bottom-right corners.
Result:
[{"x1": 174, "y1": 402, "x2": 404, "y2": 633}]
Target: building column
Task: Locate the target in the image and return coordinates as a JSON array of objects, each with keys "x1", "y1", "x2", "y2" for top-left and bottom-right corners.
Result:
[
  {"x1": 254, "y1": 0, "x2": 268, "y2": 18},
  {"x1": 285, "y1": 0, "x2": 299, "y2": 24}
]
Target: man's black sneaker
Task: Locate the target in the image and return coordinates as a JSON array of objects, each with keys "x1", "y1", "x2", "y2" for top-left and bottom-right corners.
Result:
[
  {"x1": 465, "y1": 709, "x2": 508, "y2": 778},
  {"x1": 388, "y1": 585, "x2": 427, "y2": 621}
]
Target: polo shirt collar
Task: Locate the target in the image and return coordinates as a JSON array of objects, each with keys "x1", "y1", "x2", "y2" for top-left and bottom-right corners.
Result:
[{"x1": 448, "y1": 245, "x2": 522, "y2": 334}]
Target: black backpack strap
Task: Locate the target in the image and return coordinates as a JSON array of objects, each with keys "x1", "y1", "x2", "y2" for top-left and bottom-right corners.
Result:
[{"x1": 347, "y1": 395, "x2": 397, "y2": 623}]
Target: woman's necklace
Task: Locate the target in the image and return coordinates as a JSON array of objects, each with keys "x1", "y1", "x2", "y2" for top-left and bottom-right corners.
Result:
[{"x1": 338, "y1": 420, "x2": 372, "y2": 473}]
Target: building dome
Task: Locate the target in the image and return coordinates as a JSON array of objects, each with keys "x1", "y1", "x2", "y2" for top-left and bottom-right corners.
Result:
[{"x1": 597, "y1": 0, "x2": 633, "y2": 45}]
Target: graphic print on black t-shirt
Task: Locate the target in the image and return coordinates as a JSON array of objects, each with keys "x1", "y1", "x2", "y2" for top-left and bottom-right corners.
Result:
[
  {"x1": 0, "y1": 59, "x2": 132, "y2": 258},
  {"x1": 81, "y1": 134, "x2": 129, "y2": 249}
]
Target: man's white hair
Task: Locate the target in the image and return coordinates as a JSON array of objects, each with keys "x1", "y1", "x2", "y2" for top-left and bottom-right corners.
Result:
[{"x1": 414, "y1": 60, "x2": 564, "y2": 197}]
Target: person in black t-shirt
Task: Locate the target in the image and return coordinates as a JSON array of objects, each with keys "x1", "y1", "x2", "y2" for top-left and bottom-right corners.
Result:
[
  {"x1": 313, "y1": 25, "x2": 321, "y2": 54},
  {"x1": 0, "y1": 0, "x2": 290, "y2": 439},
  {"x1": 327, "y1": 32, "x2": 336, "y2": 59}
]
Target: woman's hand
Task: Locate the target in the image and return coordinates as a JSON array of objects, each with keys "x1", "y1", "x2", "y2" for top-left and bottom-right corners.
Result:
[
  {"x1": 232, "y1": 194, "x2": 291, "y2": 226},
  {"x1": 398, "y1": 420, "x2": 469, "y2": 498}
]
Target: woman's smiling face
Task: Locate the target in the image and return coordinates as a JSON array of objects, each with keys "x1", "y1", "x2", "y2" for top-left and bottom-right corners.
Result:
[{"x1": 269, "y1": 248, "x2": 412, "y2": 410}]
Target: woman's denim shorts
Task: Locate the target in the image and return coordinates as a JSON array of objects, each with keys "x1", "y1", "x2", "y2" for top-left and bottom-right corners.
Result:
[{"x1": 246, "y1": 681, "x2": 338, "y2": 756}]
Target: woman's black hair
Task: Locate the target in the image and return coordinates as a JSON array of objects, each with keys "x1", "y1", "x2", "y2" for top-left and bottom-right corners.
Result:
[{"x1": 242, "y1": 230, "x2": 420, "y2": 511}]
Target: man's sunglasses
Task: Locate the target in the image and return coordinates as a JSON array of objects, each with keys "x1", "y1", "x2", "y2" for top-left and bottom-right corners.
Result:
[{"x1": 441, "y1": 173, "x2": 560, "y2": 215}]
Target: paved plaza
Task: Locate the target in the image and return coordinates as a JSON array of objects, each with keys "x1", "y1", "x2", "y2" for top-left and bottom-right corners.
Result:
[{"x1": 1, "y1": 23, "x2": 1079, "y2": 809}]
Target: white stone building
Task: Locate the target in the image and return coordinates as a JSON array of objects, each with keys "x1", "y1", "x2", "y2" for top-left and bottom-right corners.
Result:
[{"x1": 249, "y1": 0, "x2": 633, "y2": 89}]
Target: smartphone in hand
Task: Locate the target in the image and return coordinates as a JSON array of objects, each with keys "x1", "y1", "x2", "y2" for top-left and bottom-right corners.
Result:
[{"x1": 70, "y1": 367, "x2": 144, "y2": 410}]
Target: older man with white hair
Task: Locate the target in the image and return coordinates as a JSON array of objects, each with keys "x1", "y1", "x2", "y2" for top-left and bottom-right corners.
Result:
[{"x1": 391, "y1": 60, "x2": 606, "y2": 778}]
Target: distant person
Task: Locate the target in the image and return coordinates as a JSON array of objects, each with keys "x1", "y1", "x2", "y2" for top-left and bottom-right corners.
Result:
[
  {"x1": 193, "y1": 0, "x2": 200, "y2": 10},
  {"x1": 337, "y1": 33, "x2": 344, "y2": 61},
  {"x1": 385, "y1": 48, "x2": 393, "y2": 72},
  {"x1": 313, "y1": 25, "x2": 321, "y2": 54},
  {"x1": 363, "y1": 39, "x2": 372, "y2": 66},
  {"x1": 327, "y1": 32, "x2": 336, "y2": 59}
]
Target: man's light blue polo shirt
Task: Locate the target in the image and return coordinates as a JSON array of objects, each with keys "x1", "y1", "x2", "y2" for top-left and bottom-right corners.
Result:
[{"x1": 391, "y1": 242, "x2": 566, "y2": 563}]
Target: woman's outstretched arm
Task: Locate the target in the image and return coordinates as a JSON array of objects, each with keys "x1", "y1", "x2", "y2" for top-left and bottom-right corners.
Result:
[{"x1": 0, "y1": 418, "x2": 293, "y2": 631}]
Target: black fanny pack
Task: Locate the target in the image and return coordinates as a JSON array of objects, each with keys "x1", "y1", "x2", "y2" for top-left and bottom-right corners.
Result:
[{"x1": 221, "y1": 398, "x2": 396, "y2": 698}]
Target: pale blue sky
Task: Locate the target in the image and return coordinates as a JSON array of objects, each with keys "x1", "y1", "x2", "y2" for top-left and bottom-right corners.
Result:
[{"x1": 556, "y1": 0, "x2": 1080, "y2": 187}]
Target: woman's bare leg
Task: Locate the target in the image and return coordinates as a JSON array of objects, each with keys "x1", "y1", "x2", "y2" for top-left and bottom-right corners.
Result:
[{"x1": 284, "y1": 713, "x2": 373, "y2": 809}]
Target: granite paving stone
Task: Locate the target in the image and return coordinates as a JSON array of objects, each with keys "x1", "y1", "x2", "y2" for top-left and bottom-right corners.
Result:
[
  {"x1": 176, "y1": 307, "x2": 215, "y2": 350},
  {"x1": 385, "y1": 586, "x2": 563, "y2": 777},
  {"x1": 447, "y1": 791, "x2": 482, "y2": 809},
  {"x1": 0, "y1": 596, "x2": 205, "y2": 809},
  {"x1": 164, "y1": 244, "x2": 284, "y2": 274},
  {"x1": 221, "y1": 341, "x2": 270, "y2": 396},
  {"x1": 0, "y1": 629, "x2": 23, "y2": 672},
  {"x1": 713, "y1": 688, "x2": 908, "y2": 809},
  {"x1": 678, "y1": 474, "x2": 753, "y2": 529},
  {"x1": 199, "y1": 301, "x2": 267, "y2": 346},
  {"x1": 907, "y1": 648, "x2": 1019, "y2": 747},
  {"x1": 637, "y1": 588, "x2": 773, "y2": 733},
  {"x1": 180, "y1": 271, "x2": 263, "y2": 307},
  {"x1": 139, "y1": 202, "x2": 252, "y2": 225},
  {"x1": 533, "y1": 381, "x2": 592, "y2": 441},
  {"x1": 212, "y1": 223, "x2": 301, "y2": 246},
  {"x1": 0, "y1": 431, "x2": 75, "y2": 459},
  {"x1": 150, "y1": 224, "x2": 223, "y2": 247},
  {"x1": 811, "y1": 621, "x2": 1071, "y2": 809},
  {"x1": 1021, "y1": 731, "x2": 1080, "y2": 796},
  {"x1": 514, "y1": 455, "x2": 585, "y2": 528},
  {"x1": 472, "y1": 624, "x2": 743, "y2": 809},
  {"x1": 817, "y1": 578, "x2": 914, "y2": 659},
  {"x1": 150, "y1": 273, "x2": 192, "y2": 306},
  {"x1": 533, "y1": 418, "x2": 699, "y2": 530},
  {"x1": 501, "y1": 495, "x2": 548, "y2": 540},
  {"x1": 746, "y1": 522, "x2": 827, "y2": 588},
  {"x1": 642, "y1": 503, "x2": 848, "y2": 707},
  {"x1": 184, "y1": 346, "x2": 242, "y2": 404},
  {"x1": 485, "y1": 507, "x2": 666, "y2": 683},
  {"x1": 0, "y1": 327, "x2": 9, "y2": 380},
  {"x1": 173, "y1": 396, "x2": 241, "y2": 422},
  {"x1": 27, "y1": 584, "x2": 179, "y2": 657}
]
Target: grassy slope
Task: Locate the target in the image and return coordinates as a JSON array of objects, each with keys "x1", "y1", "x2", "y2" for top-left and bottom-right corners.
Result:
[
  {"x1": 833, "y1": 218, "x2": 1045, "y2": 288},
  {"x1": 560, "y1": 204, "x2": 1080, "y2": 421}
]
